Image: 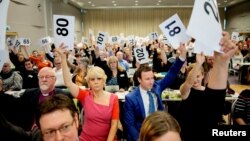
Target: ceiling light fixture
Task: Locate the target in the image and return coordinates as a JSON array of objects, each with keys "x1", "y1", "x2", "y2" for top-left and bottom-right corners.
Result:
[
  {"x1": 112, "y1": 1, "x2": 115, "y2": 3},
  {"x1": 92, "y1": 4, "x2": 95, "y2": 6},
  {"x1": 88, "y1": 1, "x2": 91, "y2": 4}
]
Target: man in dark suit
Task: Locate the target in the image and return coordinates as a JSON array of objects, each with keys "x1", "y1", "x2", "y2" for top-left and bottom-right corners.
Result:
[
  {"x1": 19, "y1": 67, "x2": 71, "y2": 130},
  {"x1": 1, "y1": 67, "x2": 71, "y2": 131},
  {"x1": 123, "y1": 44, "x2": 187, "y2": 141}
]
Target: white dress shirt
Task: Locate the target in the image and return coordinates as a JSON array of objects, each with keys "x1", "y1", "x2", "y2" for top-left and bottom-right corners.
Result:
[{"x1": 139, "y1": 86, "x2": 158, "y2": 117}]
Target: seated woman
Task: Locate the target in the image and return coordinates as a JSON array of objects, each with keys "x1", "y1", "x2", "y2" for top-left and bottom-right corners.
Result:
[
  {"x1": 71, "y1": 57, "x2": 89, "y2": 87},
  {"x1": 231, "y1": 49, "x2": 243, "y2": 70},
  {"x1": 106, "y1": 56, "x2": 129, "y2": 91},
  {"x1": 0, "y1": 62, "x2": 23, "y2": 91},
  {"x1": 177, "y1": 33, "x2": 237, "y2": 140},
  {"x1": 139, "y1": 111, "x2": 181, "y2": 141},
  {"x1": 152, "y1": 42, "x2": 168, "y2": 73},
  {"x1": 58, "y1": 44, "x2": 119, "y2": 141},
  {"x1": 52, "y1": 51, "x2": 66, "y2": 88}
]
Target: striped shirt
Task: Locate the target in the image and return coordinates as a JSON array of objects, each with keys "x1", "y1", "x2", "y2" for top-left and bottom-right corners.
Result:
[{"x1": 234, "y1": 89, "x2": 250, "y2": 124}]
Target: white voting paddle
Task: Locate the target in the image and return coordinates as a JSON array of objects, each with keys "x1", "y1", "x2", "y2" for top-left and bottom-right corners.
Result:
[
  {"x1": 53, "y1": 15, "x2": 75, "y2": 50},
  {"x1": 133, "y1": 46, "x2": 149, "y2": 64},
  {"x1": 159, "y1": 14, "x2": 190, "y2": 49},
  {"x1": 187, "y1": 0, "x2": 222, "y2": 53}
]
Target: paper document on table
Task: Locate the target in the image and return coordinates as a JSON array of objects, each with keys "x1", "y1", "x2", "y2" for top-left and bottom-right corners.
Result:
[
  {"x1": 115, "y1": 91, "x2": 129, "y2": 100},
  {"x1": 5, "y1": 89, "x2": 25, "y2": 98}
]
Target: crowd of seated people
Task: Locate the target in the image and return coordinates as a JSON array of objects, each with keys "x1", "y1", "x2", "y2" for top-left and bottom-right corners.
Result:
[{"x1": 1, "y1": 32, "x2": 249, "y2": 141}]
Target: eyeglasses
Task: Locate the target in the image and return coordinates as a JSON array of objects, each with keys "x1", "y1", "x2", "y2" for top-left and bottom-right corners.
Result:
[
  {"x1": 38, "y1": 75, "x2": 55, "y2": 80},
  {"x1": 42, "y1": 120, "x2": 75, "y2": 139}
]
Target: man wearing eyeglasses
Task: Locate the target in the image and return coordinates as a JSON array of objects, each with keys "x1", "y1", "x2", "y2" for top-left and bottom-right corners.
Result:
[
  {"x1": 36, "y1": 94, "x2": 79, "y2": 141},
  {"x1": 0, "y1": 94, "x2": 79, "y2": 141},
  {"x1": 18, "y1": 67, "x2": 71, "y2": 131}
]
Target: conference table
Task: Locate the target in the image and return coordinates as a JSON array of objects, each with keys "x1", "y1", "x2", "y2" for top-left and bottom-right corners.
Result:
[
  {"x1": 115, "y1": 89, "x2": 238, "y2": 125},
  {"x1": 115, "y1": 89, "x2": 238, "y2": 102}
]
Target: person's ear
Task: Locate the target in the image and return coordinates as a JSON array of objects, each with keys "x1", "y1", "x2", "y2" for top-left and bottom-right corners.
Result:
[
  {"x1": 73, "y1": 113, "x2": 79, "y2": 128},
  {"x1": 138, "y1": 77, "x2": 142, "y2": 83}
]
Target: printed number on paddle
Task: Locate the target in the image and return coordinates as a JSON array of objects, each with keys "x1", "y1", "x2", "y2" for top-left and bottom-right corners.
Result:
[
  {"x1": 165, "y1": 20, "x2": 181, "y2": 37},
  {"x1": 56, "y1": 18, "x2": 69, "y2": 36},
  {"x1": 135, "y1": 48, "x2": 145, "y2": 61},
  {"x1": 204, "y1": 0, "x2": 219, "y2": 23}
]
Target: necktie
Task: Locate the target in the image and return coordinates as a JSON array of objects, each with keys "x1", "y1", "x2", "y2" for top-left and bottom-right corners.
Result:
[{"x1": 147, "y1": 91, "x2": 155, "y2": 114}]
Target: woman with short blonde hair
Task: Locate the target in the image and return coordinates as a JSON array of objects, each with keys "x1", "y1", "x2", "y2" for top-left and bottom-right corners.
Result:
[
  {"x1": 85, "y1": 66, "x2": 107, "y2": 83},
  {"x1": 58, "y1": 43, "x2": 119, "y2": 141}
]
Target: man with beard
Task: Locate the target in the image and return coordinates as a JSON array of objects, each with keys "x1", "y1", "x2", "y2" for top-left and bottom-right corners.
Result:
[{"x1": 19, "y1": 67, "x2": 71, "y2": 130}]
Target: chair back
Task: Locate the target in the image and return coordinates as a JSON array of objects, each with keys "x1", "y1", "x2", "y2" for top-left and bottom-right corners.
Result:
[{"x1": 230, "y1": 98, "x2": 238, "y2": 125}]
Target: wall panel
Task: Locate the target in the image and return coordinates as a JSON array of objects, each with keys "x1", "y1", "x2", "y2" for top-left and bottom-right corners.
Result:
[{"x1": 83, "y1": 7, "x2": 225, "y2": 38}]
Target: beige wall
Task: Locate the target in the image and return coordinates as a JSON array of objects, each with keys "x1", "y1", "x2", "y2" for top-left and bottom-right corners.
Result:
[
  {"x1": 83, "y1": 8, "x2": 192, "y2": 37},
  {"x1": 6, "y1": 0, "x2": 83, "y2": 52},
  {"x1": 7, "y1": 0, "x2": 46, "y2": 51},
  {"x1": 6, "y1": 0, "x2": 229, "y2": 52},
  {"x1": 82, "y1": 8, "x2": 225, "y2": 37},
  {"x1": 51, "y1": 0, "x2": 83, "y2": 43},
  {"x1": 226, "y1": 1, "x2": 250, "y2": 37}
]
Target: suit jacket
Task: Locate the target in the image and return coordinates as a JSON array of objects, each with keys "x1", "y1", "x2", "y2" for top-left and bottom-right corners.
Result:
[
  {"x1": 19, "y1": 88, "x2": 71, "y2": 130},
  {"x1": 0, "y1": 112, "x2": 41, "y2": 141},
  {"x1": 123, "y1": 57, "x2": 184, "y2": 141}
]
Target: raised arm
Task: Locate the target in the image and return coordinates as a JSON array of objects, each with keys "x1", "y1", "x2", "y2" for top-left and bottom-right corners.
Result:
[
  {"x1": 57, "y1": 43, "x2": 80, "y2": 98},
  {"x1": 159, "y1": 42, "x2": 167, "y2": 65},
  {"x1": 21, "y1": 45, "x2": 30, "y2": 59},
  {"x1": 180, "y1": 53, "x2": 205, "y2": 100},
  {"x1": 207, "y1": 32, "x2": 237, "y2": 89},
  {"x1": 156, "y1": 43, "x2": 186, "y2": 93}
]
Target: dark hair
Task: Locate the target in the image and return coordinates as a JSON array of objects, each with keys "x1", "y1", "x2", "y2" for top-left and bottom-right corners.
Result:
[
  {"x1": 191, "y1": 38, "x2": 196, "y2": 42},
  {"x1": 24, "y1": 59, "x2": 32, "y2": 63},
  {"x1": 136, "y1": 64, "x2": 152, "y2": 79},
  {"x1": 139, "y1": 111, "x2": 181, "y2": 141},
  {"x1": 35, "y1": 94, "x2": 78, "y2": 128}
]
